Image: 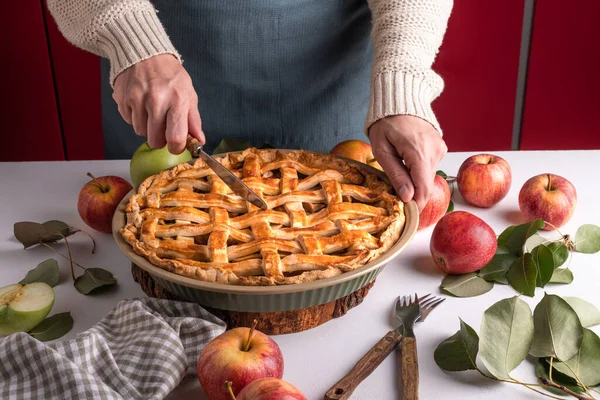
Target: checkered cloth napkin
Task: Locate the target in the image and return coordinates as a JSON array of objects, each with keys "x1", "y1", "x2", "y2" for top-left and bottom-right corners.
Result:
[{"x1": 0, "y1": 298, "x2": 226, "y2": 400}]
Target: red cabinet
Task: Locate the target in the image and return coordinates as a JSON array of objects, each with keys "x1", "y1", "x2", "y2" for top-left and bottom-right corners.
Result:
[
  {"x1": 432, "y1": 1, "x2": 525, "y2": 152},
  {"x1": 520, "y1": 0, "x2": 600, "y2": 150},
  {"x1": 2, "y1": 1, "x2": 64, "y2": 162}
]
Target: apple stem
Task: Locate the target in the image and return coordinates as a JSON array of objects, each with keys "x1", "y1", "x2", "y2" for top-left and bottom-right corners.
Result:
[
  {"x1": 87, "y1": 172, "x2": 108, "y2": 193},
  {"x1": 242, "y1": 319, "x2": 259, "y2": 352},
  {"x1": 224, "y1": 381, "x2": 237, "y2": 400},
  {"x1": 546, "y1": 174, "x2": 552, "y2": 191}
]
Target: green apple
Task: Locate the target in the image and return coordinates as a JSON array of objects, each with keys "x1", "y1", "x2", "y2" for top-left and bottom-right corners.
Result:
[
  {"x1": 0, "y1": 283, "x2": 55, "y2": 336},
  {"x1": 129, "y1": 142, "x2": 193, "y2": 187}
]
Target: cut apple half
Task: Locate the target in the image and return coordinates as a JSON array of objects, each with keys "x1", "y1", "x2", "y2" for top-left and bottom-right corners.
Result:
[{"x1": 0, "y1": 282, "x2": 55, "y2": 336}]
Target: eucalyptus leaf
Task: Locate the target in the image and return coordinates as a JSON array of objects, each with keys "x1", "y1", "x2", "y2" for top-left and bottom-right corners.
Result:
[
  {"x1": 434, "y1": 319, "x2": 479, "y2": 371},
  {"x1": 574, "y1": 224, "x2": 600, "y2": 254},
  {"x1": 553, "y1": 328, "x2": 600, "y2": 386},
  {"x1": 549, "y1": 268, "x2": 574, "y2": 284},
  {"x1": 41, "y1": 220, "x2": 78, "y2": 243},
  {"x1": 74, "y1": 268, "x2": 117, "y2": 295},
  {"x1": 479, "y1": 297, "x2": 534, "y2": 379},
  {"x1": 500, "y1": 219, "x2": 545, "y2": 256},
  {"x1": 446, "y1": 201, "x2": 454, "y2": 214},
  {"x1": 529, "y1": 293, "x2": 583, "y2": 360},
  {"x1": 13, "y1": 222, "x2": 47, "y2": 248},
  {"x1": 19, "y1": 259, "x2": 59, "y2": 287},
  {"x1": 29, "y1": 312, "x2": 73, "y2": 342},
  {"x1": 531, "y1": 245, "x2": 554, "y2": 287},
  {"x1": 506, "y1": 253, "x2": 537, "y2": 297},
  {"x1": 535, "y1": 359, "x2": 584, "y2": 395},
  {"x1": 525, "y1": 234, "x2": 550, "y2": 252},
  {"x1": 436, "y1": 170, "x2": 448, "y2": 178},
  {"x1": 441, "y1": 273, "x2": 493, "y2": 298},
  {"x1": 546, "y1": 242, "x2": 569, "y2": 268},
  {"x1": 479, "y1": 253, "x2": 518, "y2": 283},
  {"x1": 213, "y1": 139, "x2": 250, "y2": 155},
  {"x1": 563, "y1": 297, "x2": 600, "y2": 327}
]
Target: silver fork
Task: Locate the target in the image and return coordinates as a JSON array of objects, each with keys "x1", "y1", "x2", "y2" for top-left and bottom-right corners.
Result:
[{"x1": 417, "y1": 293, "x2": 446, "y2": 322}]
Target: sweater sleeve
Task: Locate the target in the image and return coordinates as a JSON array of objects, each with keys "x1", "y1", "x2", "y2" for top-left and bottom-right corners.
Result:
[
  {"x1": 46, "y1": 0, "x2": 181, "y2": 86},
  {"x1": 366, "y1": 0, "x2": 453, "y2": 135}
]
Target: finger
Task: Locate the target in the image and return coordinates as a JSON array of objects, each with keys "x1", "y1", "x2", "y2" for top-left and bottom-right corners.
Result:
[
  {"x1": 131, "y1": 107, "x2": 148, "y2": 137},
  {"x1": 146, "y1": 106, "x2": 167, "y2": 149},
  {"x1": 165, "y1": 105, "x2": 188, "y2": 154},
  {"x1": 188, "y1": 107, "x2": 205, "y2": 145},
  {"x1": 372, "y1": 138, "x2": 415, "y2": 202},
  {"x1": 406, "y1": 159, "x2": 434, "y2": 212},
  {"x1": 118, "y1": 104, "x2": 133, "y2": 125}
]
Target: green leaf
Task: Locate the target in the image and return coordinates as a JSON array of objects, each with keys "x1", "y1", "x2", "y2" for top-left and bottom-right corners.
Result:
[
  {"x1": 535, "y1": 359, "x2": 584, "y2": 395},
  {"x1": 213, "y1": 139, "x2": 250, "y2": 155},
  {"x1": 74, "y1": 268, "x2": 117, "y2": 295},
  {"x1": 436, "y1": 170, "x2": 448, "y2": 178},
  {"x1": 546, "y1": 242, "x2": 569, "y2": 268},
  {"x1": 19, "y1": 259, "x2": 59, "y2": 287},
  {"x1": 506, "y1": 253, "x2": 537, "y2": 297},
  {"x1": 563, "y1": 297, "x2": 600, "y2": 327},
  {"x1": 574, "y1": 224, "x2": 600, "y2": 254},
  {"x1": 529, "y1": 293, "x2": 583, "y2": 360},
  {"x1": 441, "y1": 273, "x2": 494, "y2": 298},
  {"x1": 479, "y1": 297, "x2": 534, "y2": 379},
  {"x1": 13, "y1": 222, "x2": 47, "y2": 249},
  {"x1": 499, "y1": 219, "x2": 546, "y2": 256},
  {"x1": 29, "y1": 312, "x2": 73, "y2": 342},
  {"x1": 553, "y1": 328, "x2": 600, "y2": 386},
  {"x1": 479, "y1": 253, "x2": 518, "y2": 283},
  {"x1": 531, "y1": 245, "x2": 554, "y2": 287},
  {"x1": 434, "y1": 319, "x2": 479, "y2": 371},
  {"x1": 549, "y1": 268, "x2": 574, "y2": 284},
  {"x1": 41, "y1": 220, "x2": 78, "y2": 243},
  {"x1": 445, "y1": 200, "x2": 454, "y2": 214}
]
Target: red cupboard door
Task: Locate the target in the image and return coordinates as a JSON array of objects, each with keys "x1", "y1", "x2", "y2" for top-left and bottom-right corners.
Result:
[
  {"x1": 44, "y1": 5, "x2": 103, "y2": 160},
  {"x1": 1, "y1": 1, "x2": 64, "y2": 161},
  {"x1": 432, "y1": 1, "x2": 525, "y2": 152},
  {"x1": 520, "y1": 0, "x2": 600, "y2": 150}
]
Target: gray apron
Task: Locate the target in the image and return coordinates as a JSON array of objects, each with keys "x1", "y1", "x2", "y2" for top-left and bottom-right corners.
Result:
[{"x1": 101, "y1": 0, "x2": 374, "y2": 159}]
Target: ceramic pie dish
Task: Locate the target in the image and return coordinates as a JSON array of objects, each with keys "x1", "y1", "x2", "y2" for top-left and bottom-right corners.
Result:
[{"x1": 111, "y1": 149, "x2": 418, "y2": 313}]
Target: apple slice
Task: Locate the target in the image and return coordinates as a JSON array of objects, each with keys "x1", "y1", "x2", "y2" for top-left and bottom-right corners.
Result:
[{"x1": 0, "y1": 283, "x2": 55, "y2": 336}]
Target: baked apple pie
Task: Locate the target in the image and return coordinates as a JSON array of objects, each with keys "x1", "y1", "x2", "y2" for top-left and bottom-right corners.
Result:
[{"x1": 120, "y1": 148, "x2": 405, "y2": 286}]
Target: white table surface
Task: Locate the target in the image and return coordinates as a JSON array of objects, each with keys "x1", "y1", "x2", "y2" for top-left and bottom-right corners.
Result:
[{"x1": 1, "y1": 150, "x2": 599, "y2": 400}]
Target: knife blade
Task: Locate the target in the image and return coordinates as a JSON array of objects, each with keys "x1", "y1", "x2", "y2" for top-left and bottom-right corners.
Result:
[{"x1": 186, "y1": 136, "x2": 268, "y2": 210}]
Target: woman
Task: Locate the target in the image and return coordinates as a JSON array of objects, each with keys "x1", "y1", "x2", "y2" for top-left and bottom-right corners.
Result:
[{"x1": 47, "y1": 0, "x2": 452, "y2": 210}]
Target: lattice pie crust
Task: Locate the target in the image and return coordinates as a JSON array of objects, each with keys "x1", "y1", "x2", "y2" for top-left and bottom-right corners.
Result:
[{"x1": 120, "y1": 148, "x2": 405, "y2": 286}]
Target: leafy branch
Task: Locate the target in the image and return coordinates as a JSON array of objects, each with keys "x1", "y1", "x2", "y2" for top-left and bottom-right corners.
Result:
[
  {"x1": 440, "y1": 219, "x2": 600, "y2": 298},
  {"x1": 434, "y1": 294, "x2": 600, "y2": 399},
  {"x1": 13, "y1": 220, "x2": 117, "y2": 295}
]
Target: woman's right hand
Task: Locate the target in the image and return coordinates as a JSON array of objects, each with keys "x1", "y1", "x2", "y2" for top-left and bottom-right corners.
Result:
[{"x1": 112, "y1": 54, "x2": 205, "y2": 154}]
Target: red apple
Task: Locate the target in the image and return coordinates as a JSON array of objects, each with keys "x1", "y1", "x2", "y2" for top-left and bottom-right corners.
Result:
[
  {"x1": 418, "y1": 175, "x2": 451, "y2": 230},
  {"x1": 330, "y1": 140, "x2": 383, "y2": 170},
  {"x1": 77, "y1": 173, "x2": 133, "y2": 233},
  {"x1": 457, "y1": 154, "x2": 512, "y2": 207},
  {"x1": 518, "y1": 173, "x2": 577, "y2": 230},
  {"x1": 198, "y1": 323, "x2": 284, "y2": 400},
  {"x1": 430, "y1": 211, "x2": 497, "y2": 274},
  {"x1": 226, "y1": 378, "x2": 307, "y2": 400}
]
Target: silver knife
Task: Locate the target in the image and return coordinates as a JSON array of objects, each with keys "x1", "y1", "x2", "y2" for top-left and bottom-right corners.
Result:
[{"x1": 186, "y1": 136, "x2": 268, "y2": 210}]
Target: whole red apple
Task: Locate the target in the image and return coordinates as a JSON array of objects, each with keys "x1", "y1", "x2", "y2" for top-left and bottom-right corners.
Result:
[
  {"x1": 418, "y1": 174, "x2": 451, "y2": 230},
  {"x1": 518, "y1": 173, "x2": 577, "y2": 230},
  {"x1": 457, "y1": 154, "x2": 512, "y2": 207},
  {"x1": 226, "y1": 378, "x2": 307, "y2": 400},
  {"x1": 330, "y1": 140, "x2": 383, "y2": 170},
  {"x1": 77, "y1": 173, "x2": 132, "y2": 233},
  {"x1": 198, "y1": 324, "x2": 284, "y2": 400},
  {"x1": 430, "y1": 211, "x2": 497, "y2": 274}
]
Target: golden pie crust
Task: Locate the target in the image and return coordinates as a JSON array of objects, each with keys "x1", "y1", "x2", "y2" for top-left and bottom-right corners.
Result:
[{"x1": 120, "y1": 148, "x2": 405, "y2": 286}]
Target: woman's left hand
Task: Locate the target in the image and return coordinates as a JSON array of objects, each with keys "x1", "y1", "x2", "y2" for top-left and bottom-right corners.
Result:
[{"x1": 369, "y1": 115, "x2": 448, "y2": 211}]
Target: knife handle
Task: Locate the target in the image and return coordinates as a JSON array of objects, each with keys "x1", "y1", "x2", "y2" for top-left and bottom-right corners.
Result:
[
  {"x1": 401, "y1": 337, "x2": 419, "y2": 400},
  {"x1": 324, "y1": 330, "x2": 402, "y2": 400},
  {"x1": 186, "y1": 134, "x2": 202, "y2": 157}
]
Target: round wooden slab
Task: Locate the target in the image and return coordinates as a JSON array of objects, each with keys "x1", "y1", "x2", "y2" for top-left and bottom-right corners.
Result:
[{"x1": 131, "y1": 263, "x2": 375, "y2": 335}]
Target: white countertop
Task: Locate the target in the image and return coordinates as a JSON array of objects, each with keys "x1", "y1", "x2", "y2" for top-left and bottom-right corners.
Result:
[{"x1": 1, "y1": 150, "x2": 599, "y2": 400}]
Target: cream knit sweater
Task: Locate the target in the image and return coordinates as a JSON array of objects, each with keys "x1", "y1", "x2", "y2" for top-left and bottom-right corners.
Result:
[{"x1": 47, "y1": 0, "x2": 452, "y2": 134}]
